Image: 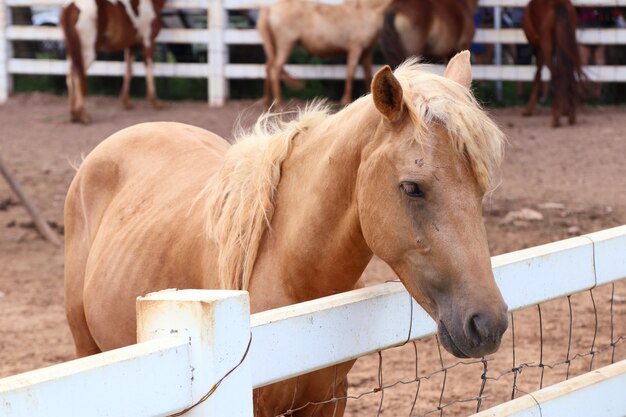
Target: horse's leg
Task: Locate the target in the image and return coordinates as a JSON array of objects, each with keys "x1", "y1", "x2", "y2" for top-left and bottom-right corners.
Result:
[
  {"x1": 301, "y1": 376, "x2": 348, "y2": 417},
  {"x1": 522, "y1": 58, "x2": 543, "y2": 117},
  {"x1": 538, "y1": 38, "x2": 560, "y2": 127},
  {"x1": 340, "y1": 48, "x2": 361, "y2": 105},
  {"x1": 63, "y1": 6, "x2": 95, "y2": 124},
  {"x1": 551, "y1": 95, "x2": 561, "y2": 127},
  {"x1": 120, "y1": 48, "x2": 133, "y2": 109},
  {"x1": 592, "y1": 45, "x2": 605, "y2": 98},
  {"x1": 263, "y1": 64, "x2": 273, "y2": 107},
  {"x1": 69, "y1": 46, "x2": 94, "y2": 124},
  {"x1": 293, "y1": 362, "x2": 354, "y2": 417},
  {"x1": 143, "y1": 44, "x2": 163, "y2": 109},
  {"x1": 269, "y1": 41, "x2": 295, "y2": 109},
  {"x1": 66, "y1": 63, "x2": 77, "y2": 121},
  {"x1": 262, "y1": 44, "x2": 275, "y2": 108},
  {"x1": 64, "y1": 169, "x2": 104, "y2": 357},
  {"x1": 568, "y1": 102, "x2": 576, "y2": 125},
  {"x1": 548, "y1": 69, "x2": 562, "y2": 127},
  {"x1": 361, "y1": 44, "x2": 375, "y2": 92}
]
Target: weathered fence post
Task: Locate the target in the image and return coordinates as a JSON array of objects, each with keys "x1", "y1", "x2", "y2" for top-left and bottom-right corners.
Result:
[
  {"x1": 0, "y1": 0, "x2": 12, "y2": 103},
  {"x1": 137, "y1": 289, "x2": 254, "y2": 417},
  {"x1": 208, "y1": 0, "x2": 228, "y2": 106}
]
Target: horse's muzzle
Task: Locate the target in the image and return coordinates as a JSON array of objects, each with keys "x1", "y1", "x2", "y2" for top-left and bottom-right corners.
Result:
[{"x1": 438, "y1": 307, "x2": 509, "y2": 358}]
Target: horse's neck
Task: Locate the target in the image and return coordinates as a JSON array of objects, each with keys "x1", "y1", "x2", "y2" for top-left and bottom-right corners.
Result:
[{"x1": 249, "y1": 99, "x2": 379, "y2": 310}]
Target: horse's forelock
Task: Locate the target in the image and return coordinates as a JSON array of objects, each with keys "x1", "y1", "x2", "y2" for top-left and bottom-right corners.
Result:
[{"x1": 394, "y1": 60, "x2": 505, "y2": 193}]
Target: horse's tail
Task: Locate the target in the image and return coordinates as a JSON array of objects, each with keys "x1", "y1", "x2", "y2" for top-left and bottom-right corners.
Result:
[
  {"x1": 60, "y1": 4, "x2": 87, "y2": 94},
  {"x1": 553, "y1": 2, "x2": 584, "y2": 110},
  {"x1": 380, "y1": 10, "x2": 407, "y2": 69},
  {"x1": 256, "y1": 7, "x2": 303, "y2": 90}
]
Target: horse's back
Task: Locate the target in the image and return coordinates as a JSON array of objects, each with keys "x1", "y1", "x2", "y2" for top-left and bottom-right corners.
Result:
[{"x1": 64, "y1": 122, "x2": 229, "y2": 354}]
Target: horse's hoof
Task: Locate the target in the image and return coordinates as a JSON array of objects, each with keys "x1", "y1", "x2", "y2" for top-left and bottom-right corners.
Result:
[
  {"x1": 521, "y1": 110, "x2": 532, "y2": 117},
  {"x1": 552, "y1": 120, "x2": 561, "y2": 128},
  {"x1": 121, "y1": 100, "x2": 134, "y2": 110},
  {"x1": 71, "y1": 110, "x2": 91, "y2": 124},
  {"x1": 151, "y1": 100, "x2": 165, "y2": 110}
]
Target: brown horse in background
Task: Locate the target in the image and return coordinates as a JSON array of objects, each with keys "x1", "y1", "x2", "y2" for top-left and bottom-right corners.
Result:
[
  {"x1": 257, "y1": 0, "x2": 392, "y2": 107},
  {"x1": 381, "y1": 0, "x2": 477, "y2": 67},
  {"x1": 60, "y1": 0, "x2": 165, "y2": 123},
  {"x1": 522, "y1": 0, "x2": 584, "y2": 127}
]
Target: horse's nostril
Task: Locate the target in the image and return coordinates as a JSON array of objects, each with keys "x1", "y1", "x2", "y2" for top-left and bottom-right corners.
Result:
[
  {"x1": 465, "y1": 311, "x2": 508, "y2": 346},
  {"x1": 465, "y1": 314, "x2": 485, "y2": 345}
]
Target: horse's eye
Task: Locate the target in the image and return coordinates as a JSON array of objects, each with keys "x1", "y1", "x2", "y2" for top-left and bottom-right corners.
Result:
[{"x1": 400, "y1": 182, "x2": 425, "y2": 198}]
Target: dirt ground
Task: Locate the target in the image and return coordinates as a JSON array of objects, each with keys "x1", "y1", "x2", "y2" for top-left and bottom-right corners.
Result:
[{"x1": 0, "y1": 93, "x2": 625, "y2": 416}]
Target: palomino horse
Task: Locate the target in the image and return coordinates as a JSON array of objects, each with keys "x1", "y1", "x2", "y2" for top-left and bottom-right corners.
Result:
[
  {"x1": 60, "y1": 0, "x2": 165, "y2": 123},
  {"x1": 381, "y1": 0, "x2": 478, "y2": 68},
  {"x1": 522, "y1": 0, "x2": 584, "y2": 127},
  {"x1": 257, "y1": 0, "x2": 391, "y2": 107},
  {"x1": 65, "y1": 51, "x2": 508, "y2": 416}
]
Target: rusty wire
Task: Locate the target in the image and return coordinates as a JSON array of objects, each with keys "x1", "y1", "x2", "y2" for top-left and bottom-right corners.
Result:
[{"x1": 270, "y1": 282, "x2": 625, "y2": 417}]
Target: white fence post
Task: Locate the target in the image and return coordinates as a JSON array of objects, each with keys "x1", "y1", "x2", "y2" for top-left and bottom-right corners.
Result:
[
  {"x1": 137, "y1": 289, "x2": 253, "y2": 417},
  {"x1": 493, "y1": 6, "x2": 503, "y2": 102},
  {"x1": 209, "y1": 0, "x2": 228, "y2": 106},
  {"x1": 0, "y1": 0, "x2": 12, "y2": 103}
]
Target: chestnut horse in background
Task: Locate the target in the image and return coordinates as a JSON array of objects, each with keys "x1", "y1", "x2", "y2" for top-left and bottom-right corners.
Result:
[
  {"x1": 60, "y1": 0, "x2": 165, "y2": 123},
  {"x1": 522, "y1": 0, "x2": 584, "y2": 127},
  {"x1": 64, "y1": 52, "x2": 508, "y2": 416},
  {"x1": 257, "y1": 0, "x2": 392, "y2": 107},
  {"x1": 381, "y1": 0, "x2": 478, "y2": 67}
]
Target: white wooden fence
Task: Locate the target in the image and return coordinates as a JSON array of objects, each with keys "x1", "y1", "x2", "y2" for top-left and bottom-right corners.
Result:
[
  {"x1": 1, "y1": 0, "x2": 626, "y2": 105},
  {"x1": 1, "y1": 225, "x2": 626, "y2": 416}
]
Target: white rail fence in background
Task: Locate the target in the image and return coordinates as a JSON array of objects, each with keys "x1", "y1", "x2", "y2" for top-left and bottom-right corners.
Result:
[
  {"x1": 1, "y1": 0, "x2": 626, "y2": 105},
  {"x1": 1, "y1": 225, "x2": 626, "y2": 416}
]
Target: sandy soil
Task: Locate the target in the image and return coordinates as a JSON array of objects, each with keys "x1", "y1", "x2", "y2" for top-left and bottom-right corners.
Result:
[{"x1": 0, "y1": 93, "x2": 625, "y2": 416}]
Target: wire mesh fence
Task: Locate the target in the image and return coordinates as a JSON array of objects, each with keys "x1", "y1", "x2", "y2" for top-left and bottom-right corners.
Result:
[{"x1": 271, "y1": 280, "x2": 626, "y2": 417}]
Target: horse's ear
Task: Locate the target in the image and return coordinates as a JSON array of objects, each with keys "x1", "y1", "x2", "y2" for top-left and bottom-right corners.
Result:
[
  {"x1": 371, "y1": 66, "x2": 405, "y2": 123},
  {"x1": 444, "y1": 50, "x2": 472, "y2": 89}
]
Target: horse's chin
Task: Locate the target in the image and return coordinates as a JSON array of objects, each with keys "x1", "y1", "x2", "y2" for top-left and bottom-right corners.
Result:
[{"x1": 437, "y1": 321, "x2": 470, "y2": 359}]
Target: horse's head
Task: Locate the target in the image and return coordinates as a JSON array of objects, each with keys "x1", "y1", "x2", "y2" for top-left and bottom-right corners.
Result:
[{"x1": 357, "y1": 52, "x2": 507, "y2": 358}]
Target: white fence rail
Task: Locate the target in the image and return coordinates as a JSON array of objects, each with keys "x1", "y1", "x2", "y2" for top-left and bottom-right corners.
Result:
[
  {"x1": 1, "y1": 0, "x2": 626, "y2": 104},
  {"x1": 471, "y1": 359, "x2": 626, "y2": 417},
  {"x1": 1, "y1": 225, "x2": 626, "y2": 416},
  {"x1": 0, "y1": 338, "x2": 193, "y2": 417}
]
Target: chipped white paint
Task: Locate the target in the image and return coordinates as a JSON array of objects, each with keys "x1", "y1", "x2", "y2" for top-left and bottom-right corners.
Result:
[{"x1": 137, "y1": 290, "x2": 254, "y2": 417}]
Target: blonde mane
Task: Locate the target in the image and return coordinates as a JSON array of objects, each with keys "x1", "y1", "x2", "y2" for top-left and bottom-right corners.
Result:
[
  {"x1": 202, "y1": 60, "x2": 504, "y2": 291},
  {"x1": 202, "y1": 103, "x2": 331, "y2": 290},
  {"x1": 394, "y1": 58, "x2": 505, "y2": 192}
]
